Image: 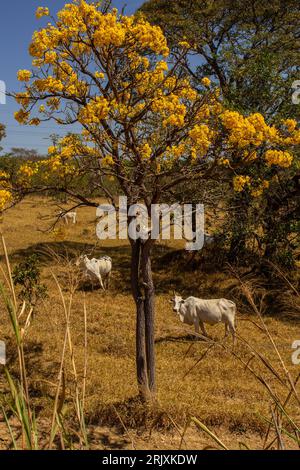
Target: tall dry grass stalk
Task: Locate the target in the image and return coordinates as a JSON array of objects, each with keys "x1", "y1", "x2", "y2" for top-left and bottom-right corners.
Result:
[{"x1": 0, "y1": 236, "x2": 89, "y2": 450}]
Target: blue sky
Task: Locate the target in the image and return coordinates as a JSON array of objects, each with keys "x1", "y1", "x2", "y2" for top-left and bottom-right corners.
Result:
[{"x1": 0, "y1": 0, "x2": 145, "y2": 154}]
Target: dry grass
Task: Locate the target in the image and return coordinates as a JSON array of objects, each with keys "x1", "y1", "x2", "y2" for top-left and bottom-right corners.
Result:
[{"x1": 0, "y1": 196, "x2": 300, "y2": 450}]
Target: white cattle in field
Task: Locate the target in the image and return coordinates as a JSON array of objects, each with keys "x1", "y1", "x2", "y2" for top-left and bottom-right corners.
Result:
[
  {"x1": 76, "y1": 255, "x2": 112, "y2": 290},
  {"x1": 170, "y1": 293, "x2": 236, "y2": 340},
  {"x1": 59, "y1": 211, "x2": 77, "y2": 225}
]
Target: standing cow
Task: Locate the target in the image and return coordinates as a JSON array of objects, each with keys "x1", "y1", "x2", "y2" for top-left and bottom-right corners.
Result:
[
  {"x1": 76, "y1": 254, "x2": 112, "y2": 290},
  {"x1": 59, "y1": 211, "x2": 77, "y2": 225},
  {"x1": 170, "y1": 293, "x2": 236, "y2": 341}
]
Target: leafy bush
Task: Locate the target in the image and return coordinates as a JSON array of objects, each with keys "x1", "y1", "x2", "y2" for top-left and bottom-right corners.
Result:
[{"x1": 12, "y1": 255, "x2": 48, "y2": 308}]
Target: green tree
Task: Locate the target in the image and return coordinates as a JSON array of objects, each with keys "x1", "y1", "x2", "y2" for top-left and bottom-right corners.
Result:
[
  {"x1": 140, "y1": 0, "x2": 300, "y2": 267},
  {"x1": 140, "y1": 0, "x2": 300, "y2": 119}
]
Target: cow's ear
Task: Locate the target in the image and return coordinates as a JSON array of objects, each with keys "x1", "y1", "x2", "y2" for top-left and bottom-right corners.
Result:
[{"x1": 168, "y1": 299, "x2": 173, "y2": 303}]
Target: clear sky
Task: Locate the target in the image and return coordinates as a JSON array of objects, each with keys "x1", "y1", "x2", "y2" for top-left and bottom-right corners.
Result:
[{"x1": 0, "y1": 0, "x2": 145, "y2": 155}]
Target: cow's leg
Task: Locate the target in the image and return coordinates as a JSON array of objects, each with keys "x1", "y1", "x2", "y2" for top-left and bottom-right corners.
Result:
[
  {"x1": 199, "y1": 320, "x2": 208, "y2": 337},
  {"x1": 224, "y1": 323, "x2": 229, "y2": 338},
  {"x1": 98, "y1": 274, "x2": 105, "y2": 291},
  {"x1": 228, "y1": 320, "x2": 236, "y2": 348},
  {"x1": 194, "y1": 320, "x2": 201, "y2": 340},
  {"x1": 106, "y1": 272, "x2": 111, "y2": 289}
]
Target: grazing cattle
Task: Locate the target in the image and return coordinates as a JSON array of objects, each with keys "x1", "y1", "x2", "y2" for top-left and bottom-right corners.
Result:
[
  {"x1": 60, "y1": 211, "x2": 77, "y2": 225},
  {"x1": 170, "y1": 293, "x2": 236, "y2": 340},
  {"x1": 76, "y1": 255, "x2": 112, "y2": 290}
]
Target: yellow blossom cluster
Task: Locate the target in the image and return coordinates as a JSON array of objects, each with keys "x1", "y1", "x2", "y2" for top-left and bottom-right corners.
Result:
[
  {"x1": 221, "y1": 110, "x2": 300, "y2": 149},
  {"x1": 233, "y1": 175, "x2": 251, "y2": 192},
  {"x1": 221, "y1": 111, "x2": 267, "y2": 147},
  {"x1": 0, "y1": 190, "x2": 12, "y2": 212},
  {"x1": 264, "y1": 150, "x2": 293, "y2": 168},
  {"x1": 12, "y1": 1, "x2": 298, "y2": 200},
  {"x1": 101, "y1": 155, "x2": 114, "y2": 166},
  {"x1": 165, "y1": 143, "x2": 186, "y2": 160},
  {"x1": 189, "y1": 124, "x2": 213, "y2": 157},
  {"x1": 138, "y1": 143, "x2": 152, "y2": 160},
  {"x1": 201, "y1": 77, "x2": 211, "y2": 87},
  {"x1": 29, "y1": 3, "x2": 169, "y2": 60},
  {"x1": 18, "y1": 164, "x2": 39, "y2": 178},
  {"x1": 233, "y1": 175, "x2": 271, "y2": 197},
  {"x1": 282, "y1": 119, "x2": 297, "y2": 133},
  {"x1": 0, "y1": 171, "x2": 12, "y2": 210},
  {"x1": 78, "y1": 97, "x2": 110, "y2": 124},
  {"x1": 14, "y1": 109, "x2": 30, "y2": 124},
  {"x1": 152, "y1": 93, "x2": 186, "y2": 128},
  {"x1": 178, "y1": 40, "x2": 191, "y2": 49},
  {"x1": 17, "y1": 70, "x2": 32, "y2": 82},
  {"x1": 15, "y1": 92, "x2": 31, "y2": 107},
  {"x1": 36, "y1": 7, "x2": 49, "y2": 19}
]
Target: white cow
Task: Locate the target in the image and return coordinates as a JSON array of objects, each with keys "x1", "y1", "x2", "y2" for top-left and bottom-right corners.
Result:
[
  {"x1": 60, "y1": 211, "x2": 77, "y2": 225},
  {"x1": 170, "y1": 293, "x2": 236, "y2": 340},
  {"x1": 76, "y1": 255, "x2": 112, "y2": 290}
]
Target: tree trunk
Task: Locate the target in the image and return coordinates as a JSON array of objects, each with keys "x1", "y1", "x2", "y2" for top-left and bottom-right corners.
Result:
[
  {"x1": 130, "y1": 240, "x2": 149, "y2": 399},
  {"x1": 141, "y1": 243, "x2": 156, "y2": 395},
  {"x1": 130, "y1": 239, "x2": 156, "y2": 400}
]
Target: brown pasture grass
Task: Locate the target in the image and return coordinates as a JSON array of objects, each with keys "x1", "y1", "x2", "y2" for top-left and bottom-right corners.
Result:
[{"x1": 0, "y1": 196, "x2": 300, "y2": 450}]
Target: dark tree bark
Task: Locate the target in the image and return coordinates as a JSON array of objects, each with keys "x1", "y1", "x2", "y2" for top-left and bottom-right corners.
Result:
[
  {"x1": 141, "y1": 242, "x2": 156, "y2": 394},
  {"x1": 130, "y1": 239, "x2": 149, "y2": 399},
  {"x1": 130, "y1": 236, "x2": 156, "y2": 400}
]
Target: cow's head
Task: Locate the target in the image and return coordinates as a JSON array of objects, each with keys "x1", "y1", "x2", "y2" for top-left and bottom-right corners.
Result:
[
  {"x1": 169, "y1": 292, "x2": 184, "y2": 313},
  {"x1": 75, "y1": 254, "x2": 88, "y2": 267}
]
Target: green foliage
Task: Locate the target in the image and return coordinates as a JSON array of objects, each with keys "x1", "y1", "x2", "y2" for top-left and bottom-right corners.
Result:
[
  {"x1": 141, "y1": 0, "x2": 300, "y2": 269},
  {"x1": 140, "y1": 0, "x2": 300, "y2": 119},
  {"x1": 12, "y1": 255, "x2": 48, "y2": 307}
]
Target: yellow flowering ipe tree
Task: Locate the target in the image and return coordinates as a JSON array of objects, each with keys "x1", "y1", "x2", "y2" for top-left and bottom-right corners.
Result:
[{"x1": 13, "y1": 1, "x2": 299, "y2": 400}]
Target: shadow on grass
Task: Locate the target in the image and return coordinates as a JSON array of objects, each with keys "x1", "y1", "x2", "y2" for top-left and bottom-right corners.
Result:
[
  {"x1": 2, "y1": 241, "x2": 255, "y2": 300},
  {"x1": 155, "y1": 334, "x2": 204, "y2": 343}
]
